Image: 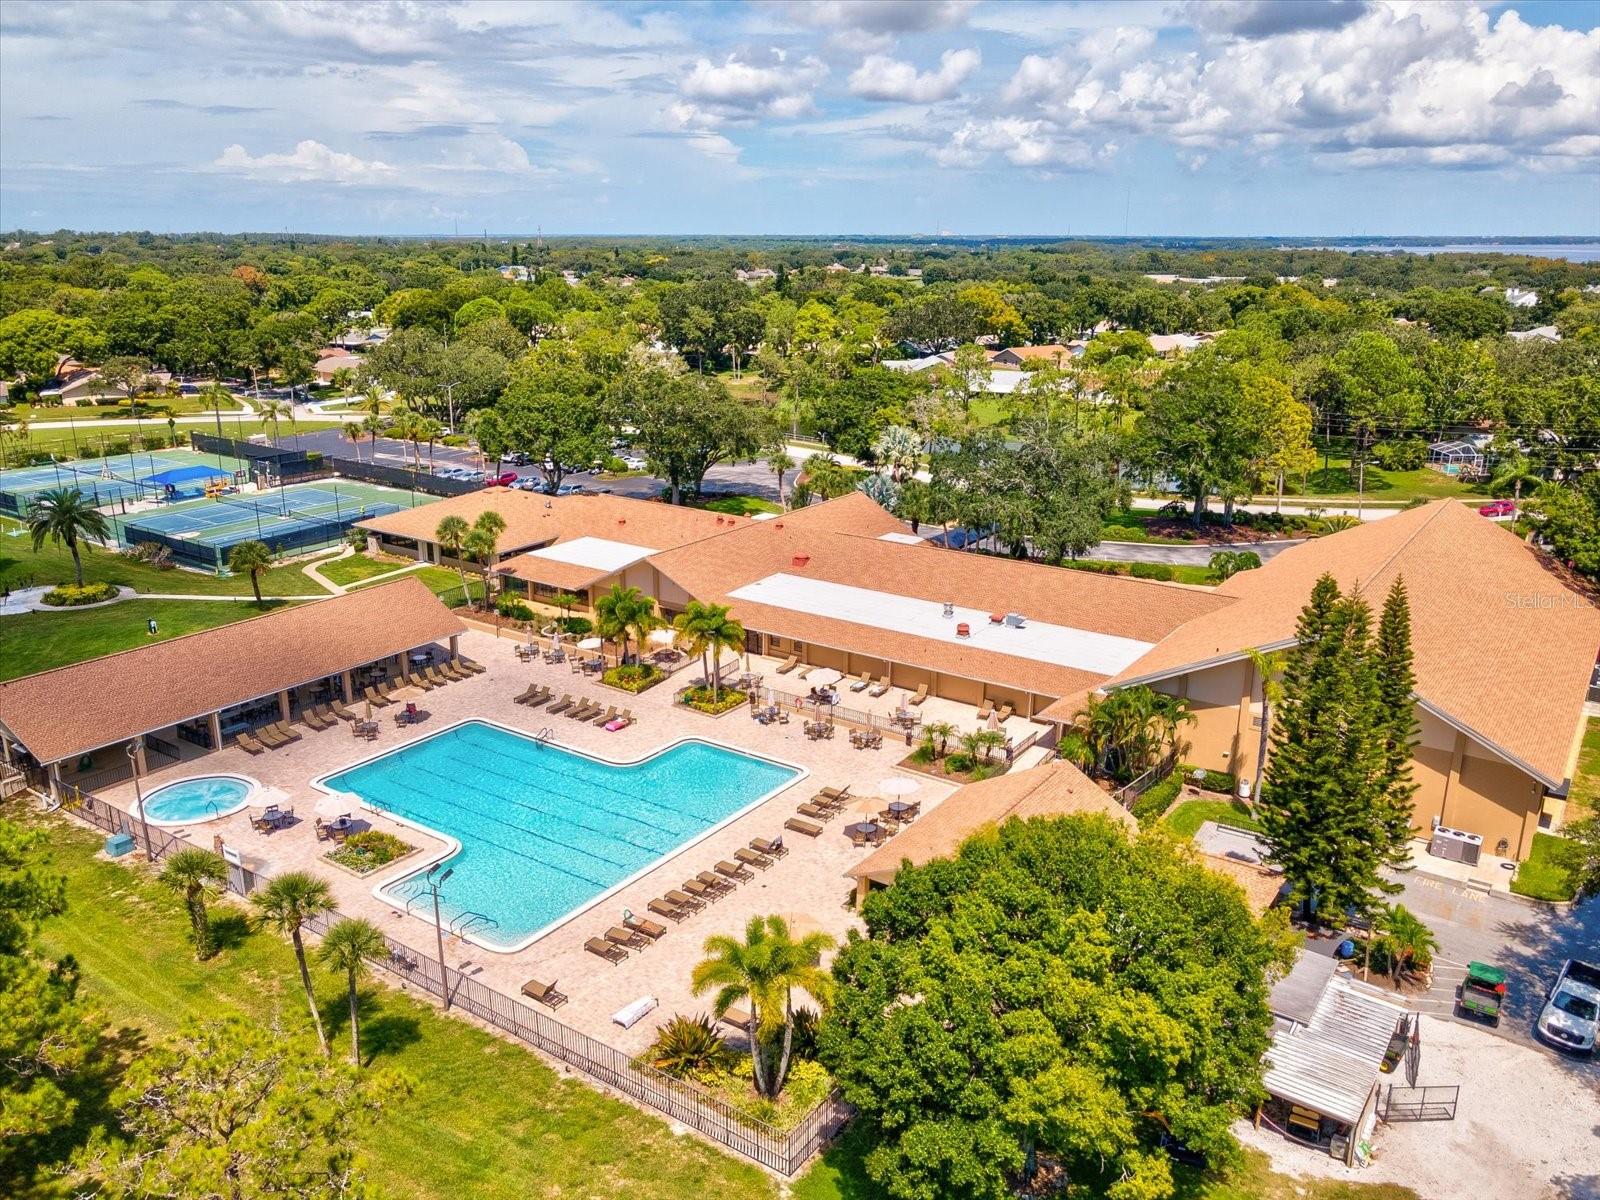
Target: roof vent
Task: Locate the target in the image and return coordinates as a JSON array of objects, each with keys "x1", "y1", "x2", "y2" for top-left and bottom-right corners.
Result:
[
  {"x1": 955, "y1": 622, "x2": 971, "y2": 638},
  {"x1": 617, "y1": 518, "x2": 626, "y2": 526},
  {"x1": 792, "y1": 553, "x2": 810, "y2": 568},
  {"x1": 942, "y1": 602, "x2": 954, "y2": 618},
  {"x1": 774, "y1": 522, "x2": 784, "y2": 529},
  {"x1": 1004, "y1": 612, "x2": 1027, "y2": 628}
]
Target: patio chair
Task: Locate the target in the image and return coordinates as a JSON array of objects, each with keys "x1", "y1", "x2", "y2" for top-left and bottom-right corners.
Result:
[
  {"x1": 714, "y1": 860, "x2": 754, "y2": 883},
  {"x1": 775, "y1": 655, "x2": 798, "y2": 674},
  {"x1": 314, "y1": 818, "x2": 332, "y2": 842},
  {"x1": 647, "y1": 898, "x2": 689, "y2": 923},
  {"x1": 785, "y1": 817, "x2": 823, "y2": 838},
  {"x1": 665, "y1": 888, "x2": 706, "y2": 911},
  {"x1": 733, "y1": 847, "x2": 772, "y2": 871},
  {"x1": 848, "y1": 827, "x2": 870, "y2": 849},
  {"x1": 976, "y1": 698, "x2": 993, "y2": 720},
  {"x1": 234, "y1": 731, "x2": 266, "y2": 754},
  {"x1": 605, "y1": 925, "x2": 651, "y2": 950},
  {"x1": 584, "y1": 937, "x2": 628, "y2": 965},
  {"x1": 250, "y1": 811, "x2": 276, "y2": 833},
  {"x1": 750, "y1": 836, "x2": 788, "y2": 859},
  {"x1": 547, "y1": 694, "x2": 574, "y2": 715},
  {"x1": 329, "y1": 700, "x2": 357, "y2": 721},
  {"x1": 796, "y1": 803, "x2": 834, "y2": 822},
  {"x1": 592, "y1": 706, "x2": 618, "y2": 727},
  {"x1": 623, "y1": 915, "x2": 668, "y2": 940},
  {"x1": 521, "y1": 978, "x2": 568, "y2": 1008},
  {"x1": 909, "y1": 683, "x2": 928, "y2": 706},
  {"x1": 869, "y1": 675, "x2": 891, "y2": 697}
]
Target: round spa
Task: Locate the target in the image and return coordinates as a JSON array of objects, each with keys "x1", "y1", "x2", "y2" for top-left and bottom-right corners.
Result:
[{"x1": 139, "y1": 774, "x2": 256, "y2": 826}]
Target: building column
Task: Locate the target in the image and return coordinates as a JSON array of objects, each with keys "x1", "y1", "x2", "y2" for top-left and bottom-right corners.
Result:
[
  {"x1": 395, "y1": 652, "x2": 410, "y2": 682},
  {"x1": 208, "y1": 711, "x2": 223, "y2": 751},
  {"x1": 340, "y1": 669, "x2": 354, "y2": 701},
  {"x1": 277, "y1": 691, "x2": 291, "y2": 722},
  {"x1": 48, "y1": 761, "x2": 63, "y2": 803},
  {"x1": 132, "y1": 740, "x2": 148, "y2": 775},
  {"x1": 0, "y1": 734, "x2": 12, "y2": 765},
  {"x1": 1439, "y1": 731, "x2": 1467, "y2": 829},
  {"x1": 449, "y1": 634, "x2": 460, "y2": 661}
]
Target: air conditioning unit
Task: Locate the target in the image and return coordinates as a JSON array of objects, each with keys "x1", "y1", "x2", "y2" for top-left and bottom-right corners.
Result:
[{"x1": 1427, "y1": 826, "x2": 1483, "y2": 866}]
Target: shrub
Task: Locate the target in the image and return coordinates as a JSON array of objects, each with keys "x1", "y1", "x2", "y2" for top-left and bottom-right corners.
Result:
[
  {"x1": 140, "y1": 434, "x2": 169, "y2": 451},
  {"x1": 642, "y1": 1014, "x2": 736, "y2": 1081},
  {"x1": 124, "y1": 541, "x2": 175, "y2": 568},
  {"x1": 1317, "y1": 515, "x2": 1361, "y2": 534},
  {"x1": 678, "y1": 685, "x2": 747, "y2": 715},
  {"x1": 1131, "y1": 775, "x2": 1183, "y2": 826},
  {"x1": 305, "y1": 451, "x2": 323, "y2": 465},
  {"x1": 496, "y1": 595, "x2": 535, "y2": 622},
  {"x1": 1129, "y1": 562, "x2": 1175, "y2": 581},
  {"x1": 1101, "y1": 525, "x2": 1148, "y2": 543},
  {"x1": 441, "y1": 434, "x2": 469, "y2": 448},
  {"x1": 40, "y1": 582, "x2": 119, "y2": 607},
  {"x1": 556, "y1": 615, "x2": 592, "y2": 636},
  {"x1": 325, "y1": 830, "x2": 413, "y2": 874},
  {"x1": 603, "y1": 663, "x2": 663, "y2": 693},
  {"x1": 944, "y1": 752, "x2": 976, "y2": 773},
  {"x1": 1372, "y1": 438, "x2": 1428, "y2": 471},
  {"x1": 1182, "y1": 765, "x2": 1237, "y2": 794},
  {"x1": 102, "y1": 439, "x2": 132, "y2": 456}
]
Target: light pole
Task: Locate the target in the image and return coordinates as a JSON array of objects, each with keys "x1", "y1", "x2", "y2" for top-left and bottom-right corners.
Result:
[
  {"x1": 425, "y1": 864, "x2": 454, "y2": 1010},
  {"x1": 126, "y1": 738, "x2": 151, "y2": 860}
]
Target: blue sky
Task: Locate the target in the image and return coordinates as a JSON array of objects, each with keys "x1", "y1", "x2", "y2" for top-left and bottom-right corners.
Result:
[{"x1": 1, "y1": 1, "x2": 1596, "y2": 236}]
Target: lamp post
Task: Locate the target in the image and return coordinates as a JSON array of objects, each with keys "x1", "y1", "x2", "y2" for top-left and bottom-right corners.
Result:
[
  {"x1": 125, "y1": 738, "x2": 151, "y2": 860},
  {"x1": 425, "y1": 864, "x2": 454, "y2": 1010}
]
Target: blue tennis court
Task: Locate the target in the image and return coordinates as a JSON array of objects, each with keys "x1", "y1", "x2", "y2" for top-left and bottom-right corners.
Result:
[{"x1": 0, "y1": 450, "x2": 248, "y2": 516}]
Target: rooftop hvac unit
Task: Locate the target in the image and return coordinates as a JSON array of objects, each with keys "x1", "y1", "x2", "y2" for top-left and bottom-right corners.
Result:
[{"x1": 1427, "y1": 826, "x2": 1483, "y2": 866}]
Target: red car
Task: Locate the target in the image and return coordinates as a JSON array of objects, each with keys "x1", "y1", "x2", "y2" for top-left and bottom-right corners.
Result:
[
  {"x1": 1478, "y1": 499, "x2": 1516, "y2": 518},
  {"x1": 484, "y1": 472, "x2": 519, "y2": 488}
]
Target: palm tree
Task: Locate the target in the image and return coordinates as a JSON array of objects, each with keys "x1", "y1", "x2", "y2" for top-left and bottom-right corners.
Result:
[
  {"x1": 25, "y1": 487, "x2": 110, "y2": 586},
  {"x1": 317, "y1": 917, "x2": 388, "y2": 1065},
  {"x1": 1244, "y1": 648, "x2": 1287, "y2": 802},
  {"x1": 258, "y1": 397, "x2": 289, "y2": 446},
  {"x1": 871, "y1": 423, "x2": 921, "y2": 481},
  {"x1": 361, "y1": 413, "x2": 383, "y2": 460},
  {"x1": 1371, "y1": 904, "x2": 1439, "y2": 985},
  {"x1": 158, "y1": 848, "x2": 227, "y2": 960},
  {"x1": 673, "y1": 600, "x2": 745, "y2": 701},
  {"x1": 595, "y1": 583, "x2": 658, "y2": 664},
  {"x1": 252, "y1": 871, "x2": 336, "y2": 1056},
  {"x1": 342, "y1": 421, "x2": 366, "y2": 462},
  {"x1": 769, "y1": 449, "x2": 794, "y2": 510},
  {"x1": 435, "y1": 515, "x2": 473, "y2": 603},
  {"x1": 920, "y1": 720, "x2": 956, "y2": 760},
  {"x1": 227, "y1": 539, "x2": 274, "y2": 605},
  {"x1": 464, "y1": 510, "x2": 506, "y2": 600},
  {"x1": 690, "y1": 915, "x2": 835, "y2": 1098},
  {"x1": 359, "y1": 381, "x2": 387, "y2": 422}
]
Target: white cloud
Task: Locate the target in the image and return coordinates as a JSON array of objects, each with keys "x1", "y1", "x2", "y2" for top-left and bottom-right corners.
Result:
[
  {"x1": 212, "y1": 139, "x2": 396, "y2": 185},
  {"x1": 1182, "y1": 0, "x2": 1372, "y2": 39},
  {"x1": 681, "y1": 51, "x2": 827, "y2": 120},
  {"x1": 849, "y1": 48, "x2": 980, "y2": 103},
  {"x1": 785, "y1": 1, "x2": 974, "y2": 36},
  {"x1": 933, "y1": 118, "x2": 1109, "y2": 169}
]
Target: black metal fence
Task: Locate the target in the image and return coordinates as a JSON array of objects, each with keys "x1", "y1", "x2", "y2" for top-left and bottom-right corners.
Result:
[
  {"x1": 324, "y1": 456, "x2": 481, "y2": 498},
  {"x1": 47, "y1": 787, "x2": 848, "y2": 1175},
  {"x1": 1382, "y1": 1084, "x2": 1458, "y2": 1123},
  {"x1": 189, "y1": 431, "x2": 317, "y2": 477},
  {"x1": 1112, "y1": 751, "x2": 1180, "y2": 809}
]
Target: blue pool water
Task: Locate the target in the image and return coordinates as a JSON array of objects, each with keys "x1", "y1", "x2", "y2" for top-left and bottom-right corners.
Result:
[
  {"x1": 143, "y1": 775, "x2": 254, "y2": 825},
  {"x1": 322, "y1": 721, "x2": 800, "y2": 950}
]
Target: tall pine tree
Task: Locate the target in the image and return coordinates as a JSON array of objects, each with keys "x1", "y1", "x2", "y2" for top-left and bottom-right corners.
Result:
[{"x1": 1261, "y1": 573, "x2": 1419, "y2": 925}]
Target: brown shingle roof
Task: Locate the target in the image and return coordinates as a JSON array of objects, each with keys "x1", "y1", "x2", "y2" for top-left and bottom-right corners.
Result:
[
  {"x1": 0, "y1": 577, "x2": 464, "y2": 765},
  {"x1": 1040, "y1": 501, "x2": 1600, "y2": 787},
  {"x1": 1196, "y1": 852, "x2": 1286, "y2": 917},
  {"x1": 847, "y1": 761, "x2": 1136, "y2": 884}
]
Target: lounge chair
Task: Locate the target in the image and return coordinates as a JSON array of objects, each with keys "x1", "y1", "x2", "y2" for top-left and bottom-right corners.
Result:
[
  {"x1": 719, "y1": 1006, "x2": 752, "y2": 1032},
  {"x1": 266, "y1": 721, "x2": 301, "y2": 745},
  {"x1": 848, "y1": 672, "x2": 870, "y2": 692},
  {"x1": 329, "y1": 700, "x2": 357, "y2": 721},
  {"x1": 795, "y1": 664, "x2": 814, "y2": 678},
  {"x1": 869, "y1": 675, "x2": 891, "y2": 696},
  {"x1": 750, "y1": 836, "x2": 788, "y2": 859},
  {"x1": 457, "y1": 657, "x2": 486, "y2": 674},
  {"x1": 302, "y1": 710, "x2": 330, "y2": 731},
  {"x1": 377, "y1": 681, "x2": 398, "y2": 699},
  {"x1": 409, "y1": 672, "x2": 436, "y2": 691},
  {"x1": 439, "y1": 661, "x2": 468, "y2": 682},
  {"x1": 734, "y1": 847, "x2": 772, "y2": 871},
  {"x1": 909, "y1": 683, "x2": 928, "y2": 706},
  {"x1": 425, "y1": 665, "x2": 450, "y2": 687},
  {"x1": 819, "y1": 785, "x2": 851, "y2": 802},
  {"x1": 665, "y1": 888, "x2": 706, "y2": 911},
  {"x1": 254, "y1": 725, "x2": 287, "y2": 749},
  {"x1": 775, "y1": 655, "x2": 798, "y2": 674},
  {"x1": 624, "y1": 915, "x2": 668, "y2": 940},
  {"x1": 521, "y1": 978, "x2": 568, "y2": 1008},
  {"x1": 715, "y1": 860, "x2": 753, "y2": 883},
  {"x1": 996, "y1": 704, "x2": 1014, "y2": 723},
  {"x1": 695, "y1": 871, "x2": 735, "y2": 895},
  {"x1": 605, "y1": 925, "x2": 650, "y2": 950},
  {"x1": 234, "y1": 731, "x2": 266, "y2": 754},
  {"x1": 568, "y1": 698, "x2": 597, "y2": 720},
  {"x1": 547, "y1": 694, "x2": 574, "y2": 715},
  {"x1": 976, "y1": 698, "x2": 993, "y2": 720},
  {"x1": 680, "y1": 879, "x2": 717, "y2": 902},
  {"x1": 648, "y1": 898, "x2": 689, "y2": 923},
  {"x1": 584, "y1": 937, "x2": 627, "y2": 965},
  {"x1": 364, "y1": 686, "x2": 392, "y2": 707},
  {"x1": 513, "y1": 684, "x2": 541, "y2": 704},
  {"x1": 811, "y1": 791, "x2": 846, "y2": 810},
  {"x1": 526, "y1": 686, "x2": 553, "y2": 709},
  {"x1": 592, "y1": 706, "x2": 618, "y2": 727},
  {"x1": 797, "y1": 803, "x2": 834, "y2": 822},
  {"x1": 785, "y1": 817, "x2": 823, "y2": 838},
  {"x1": 616, "y1": 709, "x2": 635, "y2": 727}
]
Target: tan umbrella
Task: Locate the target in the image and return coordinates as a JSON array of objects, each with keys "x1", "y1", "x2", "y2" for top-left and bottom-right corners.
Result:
[
  {"x1": 776, "y1": 911, "x2": 825, "y2": 937},
  {"x1": 648, "y1": 628, "x2": 676, "y2": 646},
  {"x1": 986, "y1": 710, "x2": 1002, "y2": 732},
  {"x1": 877, "y1": 777, "x2": 919, "y2": 797},
  {"x1": 847, "y1": 795, "x2": 885, "y2": 817},
  {"x1": 364, "y1": 698, "x2": 373, "y2": 721},
  {"x1": 389, "y1": 685, "x2": 423, "y2": 703}
]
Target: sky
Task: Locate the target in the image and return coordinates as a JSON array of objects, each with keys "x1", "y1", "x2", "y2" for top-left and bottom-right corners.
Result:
[{"x1": 1, "y1": 0, "x2": 1597, "y2": 237}]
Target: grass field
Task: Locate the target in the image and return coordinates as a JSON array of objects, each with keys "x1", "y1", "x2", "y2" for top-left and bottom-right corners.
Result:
[
  {"x1": 1510, "y1": 832, "x2": 1583, "y2": 902},
  {"x1": 1273, "y1": 454, "x2": 1482, "y2": 505},
  {"x1": 319, "y1": 551, "x2": 418, "y2": 587},
  {"x1": 701, "y1": 493, "x2": 782, "y2": 516},
  {"x1": 8, "y1": 419, "x2": 348, "y2": 461},
  {"x1": 13, "y1": 808, "x2": 774, "y2": 1200},
  {"x1": 1565, "y1": 719, "x2": 1600, "y2": 821},
  {"x1": 351, "y1": 563, "x2": 481, "y2": 607},
  {"x1": 1166, "y1": 797, "x2": 1265, "y2": 838},
  {"x1": 0, "y1": 597, "x2": 296, "y2": 680},
  {"x1": 0, "y1": 515, "x2": 331, "y2": 597}
]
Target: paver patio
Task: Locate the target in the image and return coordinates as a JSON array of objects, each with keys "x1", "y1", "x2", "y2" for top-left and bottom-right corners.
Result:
[{"x1": 89, "y1": 627, "x2": 961, "y2": 1053}]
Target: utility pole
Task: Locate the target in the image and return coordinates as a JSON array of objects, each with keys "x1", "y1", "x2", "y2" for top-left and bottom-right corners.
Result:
[{"x1": 425, "y1": 863, "x2": 454, "y2": 1010}]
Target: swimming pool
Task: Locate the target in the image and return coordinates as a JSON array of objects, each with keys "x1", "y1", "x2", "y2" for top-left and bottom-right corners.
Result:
[
  {"x1": 142, "y1": 774, "x2": 256, "y2": 825},
  {"x1": 320, "y1": 721, "x2": 802, "y2": 951}
]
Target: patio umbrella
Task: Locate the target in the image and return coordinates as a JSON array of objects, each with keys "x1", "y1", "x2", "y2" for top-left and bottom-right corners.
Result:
[
  {"x1": 847, "y1": 795, "x2": 885, "y2": 817},
  {"x1": 314, "y1": 790, "x2": 359, "y2": 819},
  {"x1": 364, "y1": 698, "x2": 373, "y2": 721},
  {"x1": 877, "y1": 777, "x2": 919, "y2": 797},
  {"x1": 389, "y1": 684, "x2": 423, "y2": 703},
  {"x1": 255, "y1": 785, "x2": 290, "y2": 809},
  {"x1": 648, "y1": 628, "x2": 676, "y2": 646},
  {"x1": 577, "y1": 636, "x2": 603, "y2": 651},
  {"x1": 776, "y1": 911, "x2": 825, "y2": 937},
  {"x1": 807, "y1": 667, "x2": 843, "y2": 687},
  {"x1": 986, "y1": 710, "x2": 1003, "y2": 731}
]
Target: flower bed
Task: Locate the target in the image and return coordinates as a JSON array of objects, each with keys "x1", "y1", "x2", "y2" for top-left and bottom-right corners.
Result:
[
  {"x1": 896, "y1": 745, "x2": 1007, "y2": 784},
  {"x1": 677, "y1": 685, "x2": 748, "y2": 716},
  {"x1": 602, "y1": 663, "x2": 664, "y2": 694},
  {"x1": 324, "y1": 830, "x2": 415, "y2": 875},
  {"x1": 40, "y1": 582, "x2": 120, "y2": 607}
]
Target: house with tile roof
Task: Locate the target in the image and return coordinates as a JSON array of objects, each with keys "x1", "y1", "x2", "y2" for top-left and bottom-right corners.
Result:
[{"x1": 1039, "y1": 500, "x2": 1600, "y2": 860}]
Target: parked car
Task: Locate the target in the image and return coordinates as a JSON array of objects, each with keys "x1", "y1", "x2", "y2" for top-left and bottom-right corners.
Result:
[
  {"x1": 1537, "y1": 959, "x2": 1599, "y2": 1054},
  {"x1": 484, "y1": 472, "x2": 518, "y2": 488},
  {"x1": 1479, "y1": 499, "x2": 1517, "y2": 517},
  {"x1": 510, "y1": 476, "x2": 544, "y2": 491},
  {"x1": 619, "y1": 456, "x2": 648, "y2": 472}
]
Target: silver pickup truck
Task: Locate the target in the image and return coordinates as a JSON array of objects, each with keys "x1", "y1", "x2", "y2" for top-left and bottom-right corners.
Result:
[{"x1": 1537, "y1": 959, "x2": 1600, "y2": 1054}]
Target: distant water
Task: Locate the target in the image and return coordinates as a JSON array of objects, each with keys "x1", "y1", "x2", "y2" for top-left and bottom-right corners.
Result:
[{"x1": 1313, "y1": 242, "x2": 1600, "y2": 263}]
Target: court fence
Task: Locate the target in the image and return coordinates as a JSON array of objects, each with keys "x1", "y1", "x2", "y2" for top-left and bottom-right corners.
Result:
[
  {"x1": 43, "y1": 785, "x2": 850, "y2": 1176},
  {"x1": 189, "y1": 431, "x2": 317, "y2": 478},
  {"x1": 325, "y1": 455, "x2": 482, "y2": 497}
]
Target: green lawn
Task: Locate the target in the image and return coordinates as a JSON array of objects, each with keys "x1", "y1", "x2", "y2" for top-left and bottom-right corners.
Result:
[
  {"x1": 700, "y1": 493, "x2": 782, "y2": 516},
  {"x1": 14, "y1": 808, "x2": 777, "y2": 1200},
  {"x1": 1565, "y1": 718, "x2": 1600, "y2": 822},
  {"x1": 1067, "y1": 558, "x2": 1217, "y2": 586},
  {"x1": 352, "y1": 563, "x2": 481, "y2": 608},
  {"x1": 0, "y1": 597, "x2": 297, "y2": 680},
  {"x1": 318, "y1": 552, "x2": 418, "y2": 587},
  {"x1": 1510, "y1": 832, "x2": 1583, "y2": 902},
  {"x1": 0, "y1": 516, "x2": 332, "y2": 598},
  {"x1": 1274, "y1": 454, "x2": 1481, "y2": 505},
  {"x1": 8, "y1": 419, "x2": 347, "y2": 461},
  {"x1": 1165, "y1": 798, "x2": 1265, "y2": 838}
]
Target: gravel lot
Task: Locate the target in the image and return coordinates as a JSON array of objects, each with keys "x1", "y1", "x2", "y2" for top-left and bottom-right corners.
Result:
[{"x1": 1239, "y1": 1014, "x2": 1600, "y2": 1199}]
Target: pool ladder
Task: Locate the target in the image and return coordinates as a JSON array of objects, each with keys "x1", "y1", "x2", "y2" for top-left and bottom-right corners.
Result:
[
  {"x1": 449, "y1": 911, "x2": 499, "y2": 936},
  {"x1": 534, "y1": 726, "x2": 553, "y2": 745}
]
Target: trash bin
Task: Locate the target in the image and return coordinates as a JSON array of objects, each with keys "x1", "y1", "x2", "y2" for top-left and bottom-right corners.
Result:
[{"x1": 104, "y1": 832, "x2": 135, "y2": 858}]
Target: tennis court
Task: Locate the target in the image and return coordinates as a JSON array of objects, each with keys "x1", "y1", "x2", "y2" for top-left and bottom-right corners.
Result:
[
  {"x1": 0, "y1": 449, "x2": 249, "y2": 516},
  {"x1": 117, "y1": 479, "x2": 424, "y2": 569}
]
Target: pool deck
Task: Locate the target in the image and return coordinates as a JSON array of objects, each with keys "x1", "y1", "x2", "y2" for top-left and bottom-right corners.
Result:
[{"x1": 88, "y1": 627, "x2": 962, "y2": 1054}]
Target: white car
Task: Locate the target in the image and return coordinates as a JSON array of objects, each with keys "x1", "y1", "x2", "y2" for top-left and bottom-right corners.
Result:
[
  {"x1": 620, "y1": 456, "x2": 648, "y2": 472},
  {"x1": 1537, "y1": 959, "x2": 1600, "y2": 1054}
]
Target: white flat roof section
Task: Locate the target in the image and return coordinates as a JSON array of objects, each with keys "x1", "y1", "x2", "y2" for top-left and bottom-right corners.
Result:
[
  {"x1": 728, "y1": 573, "x2": 1156, "y2": 676},
  {"x1": 525, "y1": 536, "x2": 658, "y2": 573},
  {"x1": 877, "y1": 532, "x2": 925, "y2": 545}
]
